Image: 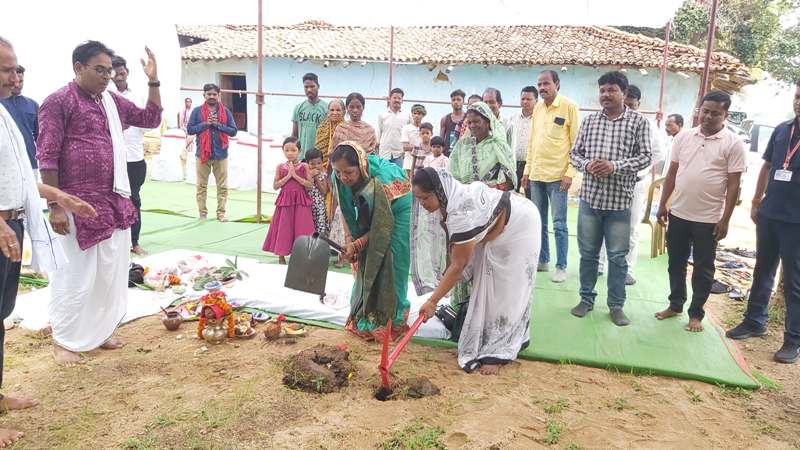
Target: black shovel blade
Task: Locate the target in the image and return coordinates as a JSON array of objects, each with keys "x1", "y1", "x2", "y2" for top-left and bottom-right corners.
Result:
[{"x1": 284, "y1": 235, "x2": 331, "y2": 295}]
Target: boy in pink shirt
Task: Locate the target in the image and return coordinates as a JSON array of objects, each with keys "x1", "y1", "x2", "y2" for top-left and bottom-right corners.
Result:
[{"x1": 655, "y1": 91, "x2": 747, "y2": 332}]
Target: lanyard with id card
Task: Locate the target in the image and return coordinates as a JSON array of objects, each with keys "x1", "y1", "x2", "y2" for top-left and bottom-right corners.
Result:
[{"x1": 775, "y1": 124, "x2": 800, "y2": 182}]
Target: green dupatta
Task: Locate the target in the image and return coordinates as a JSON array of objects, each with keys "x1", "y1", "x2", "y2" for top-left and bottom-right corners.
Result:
[{"x1": 448, "y1": 102, "x2": 517, "y2": 189}]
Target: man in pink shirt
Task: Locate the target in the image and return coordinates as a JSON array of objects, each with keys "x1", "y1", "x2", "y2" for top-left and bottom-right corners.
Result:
[
  {"x1": 38, "y1": 41, "x2": 163, "y2": 365},
  {"x1": 655, "y1": 91, "x2": 746, "y2": 332}
]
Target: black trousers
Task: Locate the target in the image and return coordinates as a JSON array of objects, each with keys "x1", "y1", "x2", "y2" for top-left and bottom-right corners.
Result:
[
  {"x1": 0, "y1": 219, "x2": 23, "y2": 389},
  {"x1": 666, "y1": 213, "x2": 717, "y2": 320},
  {"x1": 127, "y1": 159, "x2": 147, "y2": 247}
]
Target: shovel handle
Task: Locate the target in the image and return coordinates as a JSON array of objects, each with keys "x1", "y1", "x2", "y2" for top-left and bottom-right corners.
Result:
[
  {"x1": 312, "y1": 232, "x2": 346, "y2": 254},
  {"x1": 382, "y1": 315, "x2": 425, "y2": 372}
]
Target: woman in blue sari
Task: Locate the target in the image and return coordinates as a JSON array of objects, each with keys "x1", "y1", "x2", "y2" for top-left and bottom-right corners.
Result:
[{"x1": 330, "y1": 141, "x2": 412, "y2": 341}]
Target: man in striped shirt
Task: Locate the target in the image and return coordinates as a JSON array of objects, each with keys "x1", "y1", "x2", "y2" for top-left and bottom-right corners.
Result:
[{"x1": 569, "y1": 71, "x2": 652, "y2": 326}]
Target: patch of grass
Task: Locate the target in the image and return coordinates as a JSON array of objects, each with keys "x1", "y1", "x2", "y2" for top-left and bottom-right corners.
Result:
[
  {"x1": 717, "y1": 384, "x2": 753, "y2": 401},
  {"x1": 120, "y1": 433, "x2": 157, "y2": 450},
  {"x1": 378, "y1": 419, "x2": 446, "y2": 450},
  {"x1": 683, "y1": 385, "x2": 702, "y2": 403},
  {"x1": 564, "y1": 444, "x2": 583, "y2": 450},
  {"x1": 768, "y1": 304, "x2": 785, "y2": 324},
  {"x1": 609, "y1": 397, "x2": 628, "y2": 411},
  {"x1": 544, "y1": 399, "x2": 569, "y2": 415},
  {"x1": 756, "y1": 421, "x2": 778, "y2": 436},
  {"x1": 544, "y1": 420, "x2": 564, "y2": 445}
]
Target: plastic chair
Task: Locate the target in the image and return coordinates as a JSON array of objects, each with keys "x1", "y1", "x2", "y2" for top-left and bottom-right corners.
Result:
[{"x1": 643, "y1": 177, "x2": 667, "y2": 258}]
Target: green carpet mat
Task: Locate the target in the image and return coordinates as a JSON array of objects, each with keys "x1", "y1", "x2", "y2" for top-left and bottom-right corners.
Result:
[
  {"x1": 139, "y1": 180, "x2": 276, "y2": 221},
  {"x1": 137, "y1": 185, "x2": 758, "y2": 388}
]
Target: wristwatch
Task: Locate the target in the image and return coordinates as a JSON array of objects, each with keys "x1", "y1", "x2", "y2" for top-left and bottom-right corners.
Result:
[{"x1": 148, "y1": 80, "x2": 161, "y2": 87}]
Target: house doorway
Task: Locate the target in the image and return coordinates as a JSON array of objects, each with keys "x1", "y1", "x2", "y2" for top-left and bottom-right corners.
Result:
[{"x1": 219, "y1": 73, "x2": 247, "y2": 131}]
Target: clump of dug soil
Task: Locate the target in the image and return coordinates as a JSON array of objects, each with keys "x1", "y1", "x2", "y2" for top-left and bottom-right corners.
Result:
[
  {"x1": 374, "y1": 376, "x2": 441, "y2": 401},
  {"x1": 282, "y1": 344, "x2": 356, "y2": 393}
]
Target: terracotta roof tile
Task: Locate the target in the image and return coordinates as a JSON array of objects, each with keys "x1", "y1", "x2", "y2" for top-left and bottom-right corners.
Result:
[{"x1": 177, "y1": 22, "x2": 748, "y2": 75}]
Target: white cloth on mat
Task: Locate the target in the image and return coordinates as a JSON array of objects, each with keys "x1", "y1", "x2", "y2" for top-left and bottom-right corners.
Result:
[
  {"x1": 101, "y1": 91, "x2": 131, "y2": 198},
  {"x1": 48, "y1": 213, "x2": 130, "y2": 351},
  {"x1": 457, "y1": 193, "x2": 541, "y2": 370}
]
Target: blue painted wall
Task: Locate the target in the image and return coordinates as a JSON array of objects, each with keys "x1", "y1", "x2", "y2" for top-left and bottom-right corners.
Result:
[{"x1": 181, "y1": 57, "x2": 702, "y2": 137}]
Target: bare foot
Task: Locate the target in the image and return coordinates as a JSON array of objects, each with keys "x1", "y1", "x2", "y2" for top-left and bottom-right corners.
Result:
[
  {"x1": 131, "y1": 245, "x2": 148, "y2": 256},
  {"x1": 100, "y1": 337, "x2": 125, "y2": 350},
  {"x1": 52, "y1": 344, "x2": 86, "y2": 366},
  {"x1": 479, "y1": 364, "x2": 501, "y2": 375},
  {"x1": 685, "y1": 318, "x2": 704, "y2": 332},
  {"x1": 655, "y1": 308, "x2": 679, "y2": 320},
  {"x1": 0, "y1": 396, "x2": 39, "y2": 411},
  {"x1": 0, "y1": 429, "x2": 24, "y2": 447}
]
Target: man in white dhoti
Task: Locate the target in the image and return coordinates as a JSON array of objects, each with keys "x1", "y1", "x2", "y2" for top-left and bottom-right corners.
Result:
[
  {"x1": 37, "y1": 40, "x2": 163, "y2": 365},
  {"x1": 0, "y1": 35, "x2": 97, "y2": 446}
]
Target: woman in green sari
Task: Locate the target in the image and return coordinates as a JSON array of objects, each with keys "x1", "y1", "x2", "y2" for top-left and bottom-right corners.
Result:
[
  {"x1": 448, "y1": 101, "x2": 517, "y2": 190},
  {"x1": 330, "y1": 141, "x2": 412, "y2": 341}
]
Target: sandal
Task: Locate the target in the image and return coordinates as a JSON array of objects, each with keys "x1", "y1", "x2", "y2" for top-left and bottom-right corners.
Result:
[{"x1": 711, "y1": 280, "x2": 731, "y2": 294}]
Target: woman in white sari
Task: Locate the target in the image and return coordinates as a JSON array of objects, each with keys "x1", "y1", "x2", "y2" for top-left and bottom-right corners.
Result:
[{"x1": 414, "y1": 168, "x2": 541, "y2": 374}]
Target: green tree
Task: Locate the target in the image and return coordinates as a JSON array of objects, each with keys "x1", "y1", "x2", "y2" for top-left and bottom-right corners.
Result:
[{"x1": 671, "y1": 0, "x2": 799, "y2": 82}]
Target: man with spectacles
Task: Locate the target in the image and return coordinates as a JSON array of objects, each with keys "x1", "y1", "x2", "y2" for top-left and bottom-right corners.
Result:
[{"x1": 38, "y1": 40, "x2": 163, "y2": 366}]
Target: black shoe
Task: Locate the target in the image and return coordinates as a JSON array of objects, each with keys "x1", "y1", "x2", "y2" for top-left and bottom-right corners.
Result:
[
  {"x1": 609, "y1": 307, "x2": 631, "y2": 326},
  {"x1": 774, "y1": 342, "x2": 800, "y2": 364},
  {"x1": 571, "y1": 302, "x2": 593, "y2": 318},
  {"x1": 725, "y1": 322, "x2": 767, "y2": 340}
]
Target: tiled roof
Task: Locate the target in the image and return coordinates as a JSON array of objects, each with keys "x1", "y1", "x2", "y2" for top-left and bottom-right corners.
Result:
[{"x1": 177, "y1": 21, "x2": 748, "y2": 75}]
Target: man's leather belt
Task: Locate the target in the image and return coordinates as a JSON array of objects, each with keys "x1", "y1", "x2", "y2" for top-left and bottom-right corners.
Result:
[{"x1": 0, "y1": 208, "x2": 25, "y2": 221}]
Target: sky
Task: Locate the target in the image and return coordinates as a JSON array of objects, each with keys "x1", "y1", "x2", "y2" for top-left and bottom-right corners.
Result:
[{"x1": 17, "y1": 0, "x2": 686, "y2": 27}]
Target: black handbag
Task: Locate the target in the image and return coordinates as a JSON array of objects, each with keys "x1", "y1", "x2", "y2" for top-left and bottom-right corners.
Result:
[{"x1": 128, "y1": 263, "x2": 145, "y2": 288}]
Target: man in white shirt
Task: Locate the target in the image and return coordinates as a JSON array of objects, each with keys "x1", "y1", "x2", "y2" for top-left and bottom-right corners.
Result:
[
  {"x1": 661, "y1": 113, "x2": 684, "y2": 177},
  {"x1": 0, "y1": 36, "x2": 97, "y2": 447},
  {"x1": 378, "y1": 88, "x2": 410, "y2": 166},
  {"x1": 483, "y1": 87, "x2": 513, "y2": 146},
  {"x1": 509, "y1": 86, "x2": 538, "y2": 199},
  {"x1": 112, "y1": 56, "x2": 149, "y2": 256}
]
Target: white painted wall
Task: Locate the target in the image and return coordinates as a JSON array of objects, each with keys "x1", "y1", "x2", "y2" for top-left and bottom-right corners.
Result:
[{"x1": 181, "y1": 57, "x2": 702, "y2": 138}]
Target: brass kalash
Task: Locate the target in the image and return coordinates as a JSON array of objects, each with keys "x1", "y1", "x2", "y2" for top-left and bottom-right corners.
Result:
[{"x1": 284, "y1": 232, "x2": 344, "y2": 295}]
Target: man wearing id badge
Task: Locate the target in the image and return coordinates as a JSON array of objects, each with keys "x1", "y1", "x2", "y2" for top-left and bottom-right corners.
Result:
[{"x1": 727, "y1": 81, "x2": 800, "y2": 364}]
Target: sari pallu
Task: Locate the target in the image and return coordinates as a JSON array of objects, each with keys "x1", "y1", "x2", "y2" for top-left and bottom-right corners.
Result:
[
  {"x1": 423, "y1": 168, "x2": 541, "y2": 371},
  {"x1": 335, "y1": 142, "x2": 412, "y2": 340}
]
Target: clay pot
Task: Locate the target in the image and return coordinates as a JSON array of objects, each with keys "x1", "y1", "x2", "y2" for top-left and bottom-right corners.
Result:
[
  {"x1": 162, "y1": 311, "x2": 182, "y2": 331},
  {"x1": 202, "y1": 319, "x2": 227, "y2": 344}
]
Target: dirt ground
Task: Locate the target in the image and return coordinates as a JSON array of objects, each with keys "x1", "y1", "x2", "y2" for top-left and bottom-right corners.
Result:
[
  {"x1": 3, "y1": 183, "x2": 799, "y2": 449},
  {"x1": 1, "y1": 291, "x2": 798, "y2": 450}
]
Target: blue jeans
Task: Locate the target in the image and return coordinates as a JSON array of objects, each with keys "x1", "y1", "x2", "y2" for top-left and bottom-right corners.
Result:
[
  {"x1": 577, "y1": 200, "x2": 631, "y2": 309},
  {"x1": 390, "y1": 155, "x2": 404, "y2": 167},
  {"x1": 744, "y1": 217, "x2": 800, "y2": 345},
  {"x1": 530, "y1": 181, "x2": 568, "y2": 270}
]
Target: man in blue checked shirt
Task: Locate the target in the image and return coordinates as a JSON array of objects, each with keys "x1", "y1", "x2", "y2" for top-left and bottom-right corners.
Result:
[{"x1": 569, "y1": 71, "x2": 652, "y2": 327}]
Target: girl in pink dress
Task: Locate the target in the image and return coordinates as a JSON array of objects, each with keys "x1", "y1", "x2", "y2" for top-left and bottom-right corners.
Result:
[{"x1": 262, "y1": 137, "x2": 315, "y2": 264}]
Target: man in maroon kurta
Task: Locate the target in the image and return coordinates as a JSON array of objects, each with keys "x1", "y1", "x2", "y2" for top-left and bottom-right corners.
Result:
[{"x1": 38, "y1": 41, "x2": 162, "y2": 365}]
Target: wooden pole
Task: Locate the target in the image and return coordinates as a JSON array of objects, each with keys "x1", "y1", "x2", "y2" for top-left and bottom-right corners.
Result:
[
  {"x1": 388, "y1": 26, "x2": 394, "y2": 98},
  {"x1": 656, "y1": 20, "x2": 671, "y2": 128},
  {"x1": 693, "y1": 0, "x2": 718, "y2": 127},
  {"x1": 256, "y1": 0, "x2": 265, "y2": 223}
]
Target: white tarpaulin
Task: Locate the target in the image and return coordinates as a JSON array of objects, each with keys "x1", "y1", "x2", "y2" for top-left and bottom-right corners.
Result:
[{"x1": 11, "y1": 250, "x2": 451, "y2": 340}]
